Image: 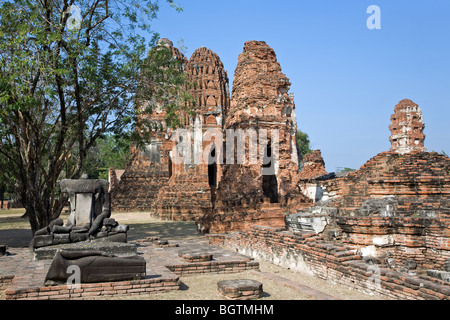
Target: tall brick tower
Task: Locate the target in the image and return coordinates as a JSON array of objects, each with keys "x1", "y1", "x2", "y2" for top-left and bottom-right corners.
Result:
[
  {"x1": 111, "y1": 39, "x2": 188, "y2": 211},
  {"x1": 150, "y1": 46, "x2": 230, "y2": 220},
  {"x1": 198, "y1": 41, "x2": 312, "y2": 233},
  {"x1": 219, "y1": 41, "x2": 304, "y2": 204}
]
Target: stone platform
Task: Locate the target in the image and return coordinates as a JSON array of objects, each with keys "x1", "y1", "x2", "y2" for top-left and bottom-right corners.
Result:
[
  {"x1": 0, "y1": 238, "x2": 259, "y2": 300},
  {"x1": 33, "y1": 241, "x2": 138, "y2": 261}
]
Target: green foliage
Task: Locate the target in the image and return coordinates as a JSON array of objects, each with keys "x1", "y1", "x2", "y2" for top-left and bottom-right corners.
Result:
[
  {"x1": 83, "y1": 134, "x2": 131, "y2": 179},
  {"x1": 0, "y1": 0, "x2": 188, "y2": 232},
  {"x1": 295, "y1": 130, "x2": 312, "y2": 160},
  {"x1": 132, "y1": 44, "x2": 195, "y2": 149}
]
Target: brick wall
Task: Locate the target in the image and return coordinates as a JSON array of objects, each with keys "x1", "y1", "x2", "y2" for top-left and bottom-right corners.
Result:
[
  {"x1": 321, "y1": 151, "x2": 450, "y2": 216},
  {"x1": 208, "y1": 225, "x2": 450, "y2": 300},
  {"x1": 336, "y1": 216, "x2": 450, "y2": 270},
  {"x1": 111, "y1": 147, "x2": 171, "y2": 212},
  {"x1": 167, "y1": 260, "x2": 259, "y2": 276},
  {"x1": 4, "y1": 277, "x2": 180, "y2": 300},
  {"x1": 0, "y1": 275, "x2": 14, "y2": 291}
]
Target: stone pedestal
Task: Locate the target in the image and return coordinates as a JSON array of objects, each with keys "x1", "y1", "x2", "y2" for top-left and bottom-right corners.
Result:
[
  {"x1": 33, "y1": 241, "x2": 138, "y2": 261},
  {"x1": 217, "y1": 279, "x2": 263, "y2": 300},
  {"x1": 60, "y1": 179, "x2": 109, "y2": 228},
  {"x1": 29, "y1": 179, "x2": 129, "y2": 251},
  {"x1": 179, "y1": 252, "x2": 213, "y2": 262}
]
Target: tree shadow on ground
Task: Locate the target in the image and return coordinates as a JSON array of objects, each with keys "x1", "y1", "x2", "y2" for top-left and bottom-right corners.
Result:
[
  {"x1": 0, "y1": 229, "x2": 33, "y2": 248},
  {"x1": 126, "y1": 221, "x2": 204, "y2": 242},
  {"x1": 0, "y1": 211, "x2": 205, "y2": 248}
]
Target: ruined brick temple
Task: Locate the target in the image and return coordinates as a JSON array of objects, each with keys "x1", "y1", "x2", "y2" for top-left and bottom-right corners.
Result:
[
  {"x1": 111, "y1": 39, "x2": 450, "y2": 299},
  {"x1": 112, "y1": 39, "x2": 311, "y2": 231}
]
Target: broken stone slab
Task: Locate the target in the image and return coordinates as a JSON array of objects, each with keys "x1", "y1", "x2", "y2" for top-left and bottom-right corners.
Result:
[
  {"x1": 52, "y1": 225, "x2": 71, "y2": 234},
  {"x1": 33, "y1": 240, "x2": 137, "y2": 260},
  {"x1": 179, "y1": 252, "x2": 213, "y2": 262},
  {"x1": 45, "y1": 250, "x2": 146, "y2": 284},
  {"x1": 92, "y1": 232, "x2": 127, "y2": 243},
  {"x1": 53, "y1": 234, "x2": 71, "y2": 245},
  {"x1": 60, "y1": 179, "x2": 109, "y2": 194},
  {"x1": 0, "y1": 245, "x2": 7, "y2": 256},
  {"x1": 427, "y1": 270, "x2": 450, "y2": 282},
  {"x1": 217, "y1": 279, "x2": 263, "y2": 300},
  {"x1": 29, "y1": 235, "x2": 54, "y2": 251},
  {"x1": 287, "y1": 213, "x2": 329, "y2": 234},
  {"x1": 70, "y1": 232, "x2": 89, "y2": 243}
]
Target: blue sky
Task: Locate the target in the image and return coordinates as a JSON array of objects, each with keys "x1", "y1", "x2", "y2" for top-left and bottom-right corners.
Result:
[{"x1": 150, "y1": 0, "x2": 450, "y2": 172}]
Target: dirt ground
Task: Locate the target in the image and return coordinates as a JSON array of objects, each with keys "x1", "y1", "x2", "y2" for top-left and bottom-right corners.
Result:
[{"x1": 0, "y1": 209, "x2": 382, "y2": 300}]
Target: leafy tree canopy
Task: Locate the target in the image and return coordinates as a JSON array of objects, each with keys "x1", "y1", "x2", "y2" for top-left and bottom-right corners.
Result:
[
  {"x1": 295, "y1": 129, "x2": 312, "y2": 161},
  {"x1": 0, "y1": 0, "x2": 192, "y2": 233}
]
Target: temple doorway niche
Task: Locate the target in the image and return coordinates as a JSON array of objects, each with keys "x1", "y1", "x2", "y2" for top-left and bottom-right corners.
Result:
[
  {"x1": 168, "y1": 156, "x2": 173, "y2": 179},
  {"x1": 262, "y1": 144, "x2": 279, "y2": 203},
  {"x1": 208, "y1": 145, "x2": 217, "y2": 207}
]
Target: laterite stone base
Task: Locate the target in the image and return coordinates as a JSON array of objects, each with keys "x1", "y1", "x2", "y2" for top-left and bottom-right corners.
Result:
[
  {"x1": 179, "y1": 252, "x2": 213, "y2": 263},
  {"x1": 217, "y1": 279, "x2": 263, "y2": 300}
]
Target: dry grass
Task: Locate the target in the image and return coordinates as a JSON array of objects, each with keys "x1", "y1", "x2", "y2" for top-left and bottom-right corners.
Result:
[
  {"x1": 112, "y1": 211, "x2": 204, "y2": 242},
  {"x1": 97, "y1": 267, "x2": 313, "y2": 300},
  {"x1": 0, "y1": 209, "x2": 28, "y2": 230}
]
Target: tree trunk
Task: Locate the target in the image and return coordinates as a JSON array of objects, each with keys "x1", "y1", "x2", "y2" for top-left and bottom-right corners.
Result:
[{"x1": 0, "y1": 188, "x2": 4, "y2": 210}]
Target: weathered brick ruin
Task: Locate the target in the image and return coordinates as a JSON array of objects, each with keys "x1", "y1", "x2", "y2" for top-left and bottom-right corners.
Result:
[
  {"x1": 112, "y1": 39, "x2": 185, "y2": 212},
  {"x1": 150, "y1": 46, "x2": 230, "y2": 221},
  {"x1": 210, "y1": 98, "x2": 449, "y2": 299},
  {"x1": 197, "y1": 41, "x2": 311, "y2": 233},
  {"x1": 110, "y1": 39, "x2": 450, "y2": 299},
  {"x1": 297, "y1": 150, "x2": 329, "y2": 203},
  {"x1": 113, "y1": 40, "x2": 310, "y2": 230},
  {"x1": 300, "y1": 99, "x2": 450, "y2": 273},
  {"x1": 298, "y1": 150, "x2": 328, "y2": 180},
  {"x1": 389, "y1": 99, "x2": 427, "y2": 154}
]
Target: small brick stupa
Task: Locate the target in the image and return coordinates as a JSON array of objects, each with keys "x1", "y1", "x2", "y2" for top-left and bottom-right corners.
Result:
[
  {"x1": 389, "y1": 99, "x2": 426, "y2": 154},
  {"x1": 298, "y1": 150, "x2": 328, "y2": 180}
]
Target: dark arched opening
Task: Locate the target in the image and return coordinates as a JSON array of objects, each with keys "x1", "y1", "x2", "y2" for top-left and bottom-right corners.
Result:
[
  {"x1": 262, "y1": 144, "x2": 278, "y2": 203},
  {"x1": 168, "y1": 156, "x2": 173, "y2": 179},
  {"x1": 208, "y1": 146, "x2": 217, "y2": 207}
]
